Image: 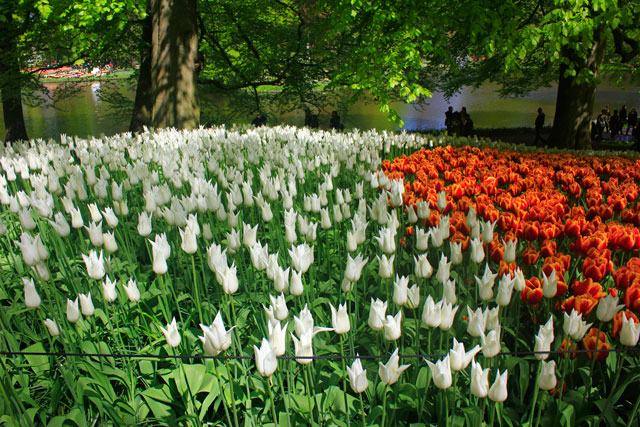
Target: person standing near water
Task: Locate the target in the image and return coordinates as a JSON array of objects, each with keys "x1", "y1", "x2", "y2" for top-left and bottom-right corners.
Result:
[
  {"x1": 534, "y1": 107, "x2": 545, "y2": 146},
  {"x1": 627, "y1": 108, "x2": 637, "y2": 136},
  {"x1": 329, "y1": 111, "x2": 344, "y2": 131},
  {"x1": 445, "y1": 106, "x2": 453, "y2": 136},
  {"x1": 620, "y1": 105, "x2": 628, "y2": 133}
]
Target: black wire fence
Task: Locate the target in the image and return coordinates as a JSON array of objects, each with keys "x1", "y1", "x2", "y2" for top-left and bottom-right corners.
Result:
[{"x1": 2, "y1": 347, "x2": 639, "y2": 361}]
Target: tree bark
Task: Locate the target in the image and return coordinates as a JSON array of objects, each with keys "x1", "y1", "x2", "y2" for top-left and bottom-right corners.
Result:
[
  {"x1": 130, "y1": 13, "x2": 154, "y2": 133},
  {"x1": 0, "y1": 29, "x2": 28, "y2": 142},
  {"x1": 549, "y1": 30, "x2": 606, "y2": 150},
  {"x1": 150, "y1": 0, "x2": 200, "y2": 130}
]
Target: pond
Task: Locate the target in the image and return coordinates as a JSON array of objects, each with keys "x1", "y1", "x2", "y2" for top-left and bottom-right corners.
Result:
[{"x1": 1, "y1": 79, "x2": 639, "y2": 141}]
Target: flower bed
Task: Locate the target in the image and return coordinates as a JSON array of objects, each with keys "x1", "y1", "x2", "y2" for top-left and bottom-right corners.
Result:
[{"x1": 0, "y1": 127, "x2": 638, "y2": 426}]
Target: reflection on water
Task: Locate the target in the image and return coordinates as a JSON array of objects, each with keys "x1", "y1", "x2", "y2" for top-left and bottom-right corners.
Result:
[{"x1": 1, "y1": 80, "x2": 638, "y2": 141}]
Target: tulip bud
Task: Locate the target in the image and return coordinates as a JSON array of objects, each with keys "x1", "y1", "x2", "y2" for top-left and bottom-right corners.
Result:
[
  {"x1": 436, "y1": 254, "x2": 451, "y2": 285},
  {"x1": 414, "y1": 254, "x2": 433, "y2": 279},
  {"x1": 103, "y1": 231, "x2": 118, "y2": 253},
  {"x1": 482, "y1": 326, "x2": 501, "y2": 358},
  {"x1": 243, "y1": 222, "x2": 258, "y2": 248},
  {"x1": 369, "y1": 298, "x2": 387, "y2": 331},
  {"x1": 79, "y1": 292, "x2": 95, "y2": 316},
  {"x1": 443, "y1": 279, "x2": 457, "y2": 305},
  {"x1": 406, "y1": 284, "x2": 421, "y2": 309},
  {"x1": 621, "y1": 314, "x2": 640, "y2": 346},
  {"x1": 427, "y1": 355, "x2": 452, "y2": 389},
  {"x1": 330, "y1": 302, "x2": 350, "y2": 334},
  {"x1": 137, "y1": 212, "x2": 153, "y2": 236},
  {"x1": 422, "y1": 295, "x2": 442, "y2": 328},
  {"x1": 488, "y1": 370, "x2": 508, "y2": 402},
  {"x1": 70, "y1": 207, "x2": 84, "y2": 229},
  {"x1": 379, "y1": 348, "x2": 410, "y2": 385},
  {"x1": 439, "y1": 301, "x2": 459, "y2": 331},
  {"x1": 23, "y1": 277, "x2": 41, "y2": 308},
  {"x1": 383, "y1": 311, "x2": 402, "y2": 341},
  {"x1": 449, "y1": 338, "x2": 481, "y2": 371},
  {"x1": 470, "y1": 238, "x2": 484, "y2": 264},
  {"x1": 377, "y1": 254, "x2": 395, "y2": 279},
  {"x1": 503, "y1": 238, "x2": 517, "y2": 264},
  {"x1": 43, "y1": 318, "x2": 60, "y2": 336},
  {"x1": 596, "y1": 294, "x2": 624, "y2": 323},
  {"x1": 471, "y1": 359, "x2": 489, "y2": 398},
  {"x1": 85, "y1": 221, "x2": 104, "y2": 247},
  {"x1": 102, "y1": 276, "x2": 118, "y2": 302},
  {"x1": 450, "y1": 241, "x2": 463, "y2": 265},
  {"x1": 67, "y1": 298, "x2": 81, "y2": 323},
  {"x1": 179, "y1": 225, "x2": 198, "y2": 254},
  {"x1": 393, "y1": 275, "x2": 409, "y2": 306},
  {"x1": 347, "y1": 357, "x2": 369, "y2": 393},
  {"x1": 538, "y1": 361, "x2": 557, "y2": 391},
  {"x1": 161, "y1": 317, "x2": 181, "y2": 348},
  {"x1": 123, "y1": 278, "x2": 141, "y2": 303},
  {"x1": 149, "y1": 233, "x2": 171, "y2": 275},
  {"x1": 82, "y1": 250, "x2": 105, "y2": 280},
  {"x1": 467, "y1": 306, "x2": 487, "y2": 338}
]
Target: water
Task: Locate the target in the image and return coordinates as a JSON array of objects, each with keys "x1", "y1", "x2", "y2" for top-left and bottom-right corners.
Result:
[{"x1": 1, "y1": 80, "x2": 638, "y2": 141}]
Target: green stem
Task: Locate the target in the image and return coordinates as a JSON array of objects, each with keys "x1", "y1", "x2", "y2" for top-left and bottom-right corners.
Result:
[
  {"x1": 488, "y1": 401, "x2": 496, "y2": 427},
  {"x1": 358, "y1": 393, "x2": 367, "y2": 427},
  {"x1": 584, "y1": 323, "x2": 600, "y2": 403},
  {"x1": 444, "y1": 388, "x2": 449, "y2": 427},
  {"x1": 340, "y1": 335, "x2": 351, "y2": 427},
  {"x1": 191, "y1": 254, "x2": 203, "y2": 323},
  {"x1": 267, "y1": 376, "x2": 278, "y2": 426},
  {"x1": 303, "y1": 364, "x2": 317, "y2": 426},
  {"x1": 599, "y1": 349, "x2": 625, "y2": 426},
  {"x1": 381, "y1": 386, "x2": 388, "y2": 427},
  {"x1": 213, "y1": 360, "x2": 233, "y2": 427},
  {"x1": 534, "y1": 393, "x2": 544, "y2": 427},
  {"x1": 224, "y1": 358, "x2": 240, "y2": 427},
  {"x1": 277, "y1": 370, "x2": 292, "y2": 427},
  {"x1": 626, "y1": 388, "x2": 640, "y2": 427},
  {"x1": 528, "y1": 362, "x2": 541, "y2": 426}
]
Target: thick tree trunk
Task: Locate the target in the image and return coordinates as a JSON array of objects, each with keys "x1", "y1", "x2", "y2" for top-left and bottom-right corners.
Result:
[
  {"x1": 0, "y1": 32, "x2": 28, "y2": 142},
  {"x1": 150, "y1": 0, "x2": 200, "y2": 130},
  {"x1": 549, "y1": 31, "x2": 606, "y2": 150},
  {"x1": 130, "y1": 14, "x2": 154, "y2": 133}
]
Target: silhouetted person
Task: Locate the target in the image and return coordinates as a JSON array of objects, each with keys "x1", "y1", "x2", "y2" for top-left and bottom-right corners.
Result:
[
  {"x1": 461, "y1": 107, "x2": 473, "y2": 137},
  {"x1": 329, "y1": 111, "x2": 344, "y2": 131},
  {"x1": 252, "y1": 113, "x2": 267, "y2": 127},
  {"x1": 610, "y1": 110, "x2": 621, "y2": 137},
  {"x1": 450, "y1": 111, "x2": 463, "y2": 137},
  {"x1": 304, "y1": 109, "x2": 319, "y2": 129},
  {"x1": 627, "y1": 108, "x2": 637, "y2": 136},
  {"x1": 534, "y1": 107, "x2": 545, "y2": 146},
  {"x1": 620, "y1": 105, "x2": 628, "y2": 132},
  {"x1": 603, "y1": 105, "x2": 611, "y2": 133},
  {"x1": 445, "y1": 106, "x2": 454, "y2": 136}
]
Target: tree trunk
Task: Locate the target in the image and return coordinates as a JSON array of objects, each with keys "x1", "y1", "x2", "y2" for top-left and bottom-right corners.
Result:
[
  {"x1": 130, "y1": 13, "x2": 154, "y2": 133},
  {"x1": 150, "y1": 0, "x2": 200, "y2": 130},
  {"x1": 0, "y1": 31, "x2": 28, "y2": 142},
  {"x1": 549, "y1": 30, "x2": 605, "y2": 150}
]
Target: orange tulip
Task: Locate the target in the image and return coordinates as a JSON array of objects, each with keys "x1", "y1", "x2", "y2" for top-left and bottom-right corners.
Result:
[{"x1": 582, "y1": 328, "x2": 610, "y2": 361}]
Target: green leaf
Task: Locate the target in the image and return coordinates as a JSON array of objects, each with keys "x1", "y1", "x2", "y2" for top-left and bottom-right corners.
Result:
[
  {"x1": 23, "y1": 342, "x2": 50, "y2": 375},
  {"x1": 141, "y1": 385, "x2": 176, "y2": 423}
]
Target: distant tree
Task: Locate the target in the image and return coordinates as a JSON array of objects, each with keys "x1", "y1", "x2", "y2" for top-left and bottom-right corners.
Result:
[
  {"x1": 319, "y1": 0, "x2": 640, "y2": 149},
  {"x1": 0, "y1": 0, "x2": 145, "y2": 142},
  {"x1": 424, "y1": 0, "x2": 640, "y2": 149}
]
